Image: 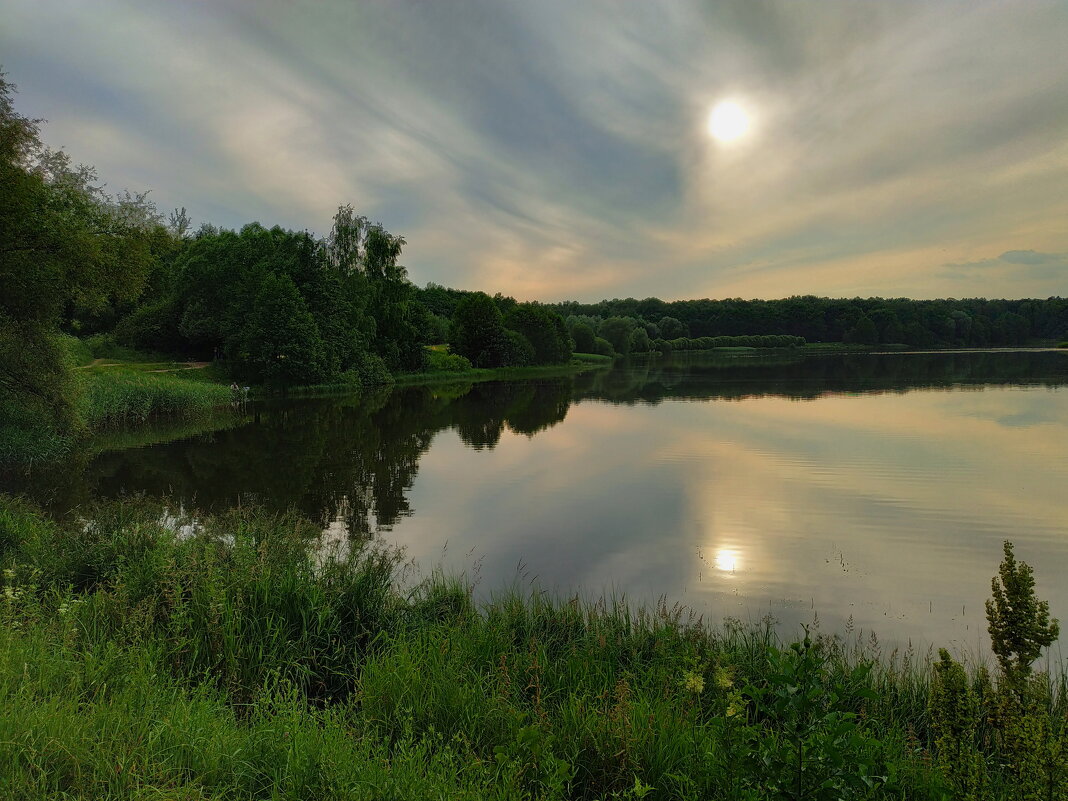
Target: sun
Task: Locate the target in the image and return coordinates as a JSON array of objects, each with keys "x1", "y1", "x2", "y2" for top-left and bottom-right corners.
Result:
[{"x1": 708, "y1": 100, "x2": 750, "y2": 143}]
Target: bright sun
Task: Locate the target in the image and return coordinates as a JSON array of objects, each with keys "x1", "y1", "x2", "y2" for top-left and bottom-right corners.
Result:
[{"x1": 708, "y1": 100, "x2": 750, "y2": 143}]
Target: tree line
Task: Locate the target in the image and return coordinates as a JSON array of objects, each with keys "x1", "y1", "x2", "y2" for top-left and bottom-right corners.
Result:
[
  {"x1": 0, "y1": 71, "x2": 573, "y2": 448},
  {"x1": 548, "y1": 295, "x2": 1068, "y2": 348}
]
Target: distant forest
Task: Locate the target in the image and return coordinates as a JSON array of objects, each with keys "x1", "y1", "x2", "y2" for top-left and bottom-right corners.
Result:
[{"x1": 420, "y1": 285, "x2": 1068, "y2": 353}]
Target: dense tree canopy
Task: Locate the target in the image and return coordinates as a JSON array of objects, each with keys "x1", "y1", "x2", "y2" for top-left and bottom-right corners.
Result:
[{"x1": 551, "y1": 295, "x2": 1068, "y2": 349}]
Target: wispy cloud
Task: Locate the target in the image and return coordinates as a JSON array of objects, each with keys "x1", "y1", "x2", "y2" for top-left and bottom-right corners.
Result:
[{"x1": 4, "y1": 0, "x2": 1067, "y2": 300}]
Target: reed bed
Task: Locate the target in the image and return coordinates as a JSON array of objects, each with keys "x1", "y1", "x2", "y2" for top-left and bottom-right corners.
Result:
[
  {"x1": 77, "y1": 370, "x2": 232, "y2": 427},
  {"x1": 0, "y1": 496, "x2": 1064, "y2": 800}
]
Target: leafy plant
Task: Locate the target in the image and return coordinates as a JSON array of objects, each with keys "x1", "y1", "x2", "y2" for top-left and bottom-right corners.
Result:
[
  {"x1": 985, "y1": 540, "x2": 1059, "y2": 690},
  {"x1": 929, "y1": 649, "x2": 987, "y2": 800},
  {"x1": 745, "y1": 631, "x2": 884, "y2": 800}
]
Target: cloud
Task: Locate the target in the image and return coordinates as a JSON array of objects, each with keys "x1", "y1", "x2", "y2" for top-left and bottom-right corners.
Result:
[
  {"x1": 999, "y1": 250, "x2": 1064, "y2": 266},
  {"x1": 939, "y1": 249, "x2": 1068, "y2": 293},
  {"x1": 3, "y1": 0, "x2": 1068, "y2": 300}
]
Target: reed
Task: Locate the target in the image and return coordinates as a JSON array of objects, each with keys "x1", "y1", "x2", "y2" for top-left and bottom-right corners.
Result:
[{"x1": 77, "y1": 370, "x2": 231, "y2": 428}]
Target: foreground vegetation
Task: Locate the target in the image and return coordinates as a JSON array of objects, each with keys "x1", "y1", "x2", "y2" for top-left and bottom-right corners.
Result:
[{"x1": 0, "y1": 497, "x2": 1064, "y2": 800}]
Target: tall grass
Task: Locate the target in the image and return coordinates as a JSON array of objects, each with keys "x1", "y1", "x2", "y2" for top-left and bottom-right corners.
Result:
[
  {"x1": 77, "y1": 370, "x2": 232, "y2": 427},
  {"x1": 0, "y1": 496, "x2": 1064, "y2": 799}
]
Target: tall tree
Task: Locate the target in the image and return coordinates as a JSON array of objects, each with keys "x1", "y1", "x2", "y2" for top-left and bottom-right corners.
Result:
[
  {"x1": 0, "y1": 72, "x2": 158, "y2": 430},
  {"x1": 448, "y1": 292, "x2": 514, "y2": 368},
  {"x1": 237, "y1": 272, "x2": 327, "y2": 387}
]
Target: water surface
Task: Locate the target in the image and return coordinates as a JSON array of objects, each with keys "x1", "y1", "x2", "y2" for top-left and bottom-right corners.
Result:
[{"x1": 10, "y1": 350, "x2": 1068, "y2": 654}]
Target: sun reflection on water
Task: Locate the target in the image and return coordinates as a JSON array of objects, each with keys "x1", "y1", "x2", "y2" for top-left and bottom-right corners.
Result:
[{"x1": 714, "y1": 548, "x2": 741, "y2": 573}]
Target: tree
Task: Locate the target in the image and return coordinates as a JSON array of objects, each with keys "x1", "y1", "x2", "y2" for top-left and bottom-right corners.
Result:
[
  {"x1": 169, "y1": 207, "x2": 192, "y2": 239},
  {"x1": 986, "y1": 541, "x2": 1059, "y2": 687},
  {"x1": 598, "y1": 317, "x2": 637, "y2": 356},
  {"x1": 570, "y1": 322, "x2": 596, "y2": 354},
  {"x1": 846, "y1": 314, "x2": 878, "y2": 345},
  {"x1": 504, "y1": 303, "x2": 571, "y2": 365},
  {"x1": 629, "y1": 326, "x2": 651, "y2": 353},
  {"x1": 327, "y1": 204, "x2": 367, "y2": 275},
  {"x1": 658, "y1": 316, "x2": 686, "y2": 339},
  {"x1": 237, "y1": 272, "x2": 326, "y2": 387},
  {"x1": 0, "y1": 71, "x2": 159, "y2": 431},
  {"x1": 448, "y1": 292, "x2": 512, "y2": 368}
]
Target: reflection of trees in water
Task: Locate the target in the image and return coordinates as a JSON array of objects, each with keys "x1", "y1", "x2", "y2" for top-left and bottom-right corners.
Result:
[
  {"x1": 574, "y1": 351, "x2": 1068, "y2": 404},
  {"x1": 18, "y1": 350, "x2": 1066, "y2": 541},
  {"x1": 35, "y1": 379, "x2": 577, "y2": 539}
]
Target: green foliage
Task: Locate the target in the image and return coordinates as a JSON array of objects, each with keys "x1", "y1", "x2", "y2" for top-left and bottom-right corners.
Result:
[
  {"x1": 629, "y1": 326, "x2": 652, "y2": 353},
  {"x1": 551, "y1": 295, "x2": 1067, "y2": 347},
  {"x1": 77, "y1": 370, "x2": 231, "y2": 427},
  {"x1": 0, "y1": 320, "x2": 80, "y2": 433},
  {"x1": 504, "y1": 303, "x2": 572, "y2": 365},
  {"x1": 986, "y1": 541, "x2": 1059, "y2": 687},
  {"x1": 570, "y1": 322, "x2": 597, "y2": 354},
  {"x1": 58, "y1": 334, "x2": 93, "y2": 367},
  {"x1": 594, "y1": 336, "x2": 616, "y2": 357},
  {"x1": 844, "y1": 315, "x2": 878, "y2": 345},
  {"x1": 664, "y1": 334, "x2": 807, "y2": 351},
  {"x1": 0, "y1": 72, "x2": 180, "y2": 453},
  {"x1": 599, "y1": 316, "x2": 638, "y2": 356},
  {"x1": 658, "y1": 316, "x2": 686, "y2": 340},
  {"x1": 236, "y1": 272, "x2": 327, "y2": 387},
  {"x1": 979, "y1": 541, "x2": 1066, "y2": 799},
  {"x1": 425, "y1": 348, "x2": 474, "y2": 372},
  {"x1": 113, "y1": 295, "x2": 184, "y2": 353},
  {"x1": 744, "y1": 632, "x2": 885, "y2": 799},
  {"x1": 448, "y1": 292, "x2": 515, "y2": 368},
  {"x1": 929, "y1": 650, "x2": 987, "y2": 799}
]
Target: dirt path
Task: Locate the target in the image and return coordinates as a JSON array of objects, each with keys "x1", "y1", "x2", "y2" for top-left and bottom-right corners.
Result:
[
  {"x1": 75, "y1": 359, "x2": 211, "y2": 372},
  {"x1": 145, "y1": 362, "x2": 210, "y2": 373}
]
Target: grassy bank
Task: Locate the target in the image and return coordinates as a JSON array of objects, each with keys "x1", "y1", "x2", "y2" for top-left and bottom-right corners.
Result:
[
  {"x1": 392, "y1": 358, "x2": 609, "y2": 388},
  {"x1": 0, "y1": 497, "x2": 1064, "y2": 799}
]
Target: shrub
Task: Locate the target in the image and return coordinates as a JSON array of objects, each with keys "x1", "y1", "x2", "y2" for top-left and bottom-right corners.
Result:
[{"x1": 425, "y1": 348, "x2": 473, "y2": 372}]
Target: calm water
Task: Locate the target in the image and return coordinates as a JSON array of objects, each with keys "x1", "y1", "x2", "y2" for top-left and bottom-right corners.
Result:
[{"x1": 10, "y1": 350, "x2": 1068, "y2": 652}]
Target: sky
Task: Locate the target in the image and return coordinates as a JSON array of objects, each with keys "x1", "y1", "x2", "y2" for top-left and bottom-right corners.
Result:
[{"x1": 3, "y1": 0, "x2": 1067, "y2": 302}]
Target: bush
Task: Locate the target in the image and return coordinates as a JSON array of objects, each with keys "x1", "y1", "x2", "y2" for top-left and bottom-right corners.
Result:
[
  {"x1": 58, "y1": 334, "x2": 93, "y2": 367},
  {"x1": 426, "y1": 348, "x2": 474, "y2": 372},
  {"x1": 593, "y1": 336, "x2": 615, "y2": 357},
  {"x1": 113, "y1": 296, "x2": 185, "y2": 354}
]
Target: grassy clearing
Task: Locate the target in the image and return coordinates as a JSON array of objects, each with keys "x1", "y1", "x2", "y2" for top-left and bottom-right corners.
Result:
[{"x1": 0, "y1": 496, "x2": 1064, "y2": 799}]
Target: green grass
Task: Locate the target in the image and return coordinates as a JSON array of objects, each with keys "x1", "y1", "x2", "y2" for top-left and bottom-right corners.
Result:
[
  {"x1": 395, "y1": 359, "x2": 608, "y2": 388},
  {"x1": 0, "y1": 496, "x2": 1065, "y2": 799},
  {"x1": 571, "y1": 352, "x2": 614, "y2": 363},
  {"x1": 77, "y1": 370, "x2": 232, "y2": 428}
]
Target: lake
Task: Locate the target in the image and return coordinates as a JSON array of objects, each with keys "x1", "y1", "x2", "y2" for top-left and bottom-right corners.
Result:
[{"x1": 10, "y1": 349, "x2": 1068, "y2": 655}]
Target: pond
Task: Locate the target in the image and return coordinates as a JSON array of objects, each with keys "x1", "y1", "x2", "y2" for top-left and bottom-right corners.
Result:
[{"x1": 10, "y1": 349, "x2": 1068, "y2": 654}]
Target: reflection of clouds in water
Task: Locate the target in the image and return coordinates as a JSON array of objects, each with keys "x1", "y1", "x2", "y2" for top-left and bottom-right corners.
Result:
[{"x1": 392, "y1": 383, "x2": 1068, "y2": 650}]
